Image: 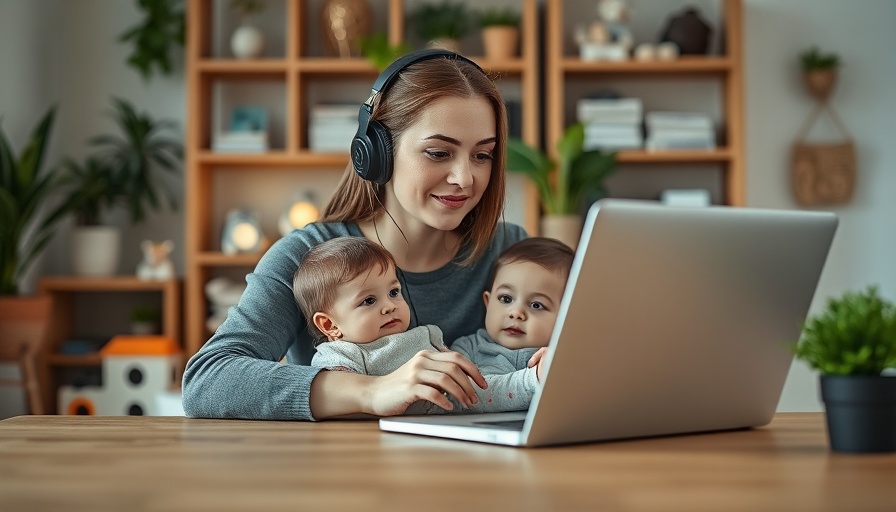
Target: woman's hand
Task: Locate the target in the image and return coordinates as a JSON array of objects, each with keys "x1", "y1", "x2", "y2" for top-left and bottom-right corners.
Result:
[
  {"x1": 528, "y1": 347, "x2": 549, "y2": 381},
  {"x1": 367, "y1": 350, "x2": 488, "y2": 416}
]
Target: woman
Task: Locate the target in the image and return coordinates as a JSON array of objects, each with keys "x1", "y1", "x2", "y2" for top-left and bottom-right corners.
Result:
[{"x1": 182, "y1": 50, "x2": 527, "y2": 420}]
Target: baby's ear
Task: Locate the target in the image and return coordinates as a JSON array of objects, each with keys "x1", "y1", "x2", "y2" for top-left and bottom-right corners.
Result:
[
  {"x1": 312, "y1": 313, "x2": 341, "y2": 341},
  {"x1": 482, "y1": 290, "x2": 490, "y2": 307}
]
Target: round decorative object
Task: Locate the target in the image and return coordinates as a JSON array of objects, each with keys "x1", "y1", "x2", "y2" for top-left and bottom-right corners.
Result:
[
  {"x1": 231, "y1": 24, "x2": 265, "y2": 59},
  {"x1": 659, "y1": 8, "x2": 712, "y2": 55},
  {"x1": 320, "y1": 0, "x2": 372, "y2": 58}
]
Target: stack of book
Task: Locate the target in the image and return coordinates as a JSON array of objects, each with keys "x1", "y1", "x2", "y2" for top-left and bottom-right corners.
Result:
[
  {"x1": 213, "y1": 105, "x2": 269, "y2": 152},
  {"x1": 212, "y1": 131, "x2": 268, "y2": 152},
  {"x1": 309, "y1": 103, "x2": 358, "y2": 152},
  {"x1": 576, "y1": 97, "x2": 643, "y2": 151},
  {"x1": 645, "y1": 112, "x2": 716, "y2": 151}
]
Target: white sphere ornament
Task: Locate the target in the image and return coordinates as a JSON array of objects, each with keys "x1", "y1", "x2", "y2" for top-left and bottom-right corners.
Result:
[{"x1": 231, "y1": 25, "x2": 265, "y2": 59}]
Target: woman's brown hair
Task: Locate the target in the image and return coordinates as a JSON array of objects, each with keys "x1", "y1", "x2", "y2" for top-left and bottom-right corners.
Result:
[{"x1": 320, "y1": 56, "x2": 507, "y2": 266}]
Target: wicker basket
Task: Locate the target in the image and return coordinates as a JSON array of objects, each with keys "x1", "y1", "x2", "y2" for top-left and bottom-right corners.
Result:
[
  {"x1": 791, "y1": 100, "x2": 856, "y2": 206},
  {"x1": 791, "y1": 141, "x2": 856, "y2": 206}
]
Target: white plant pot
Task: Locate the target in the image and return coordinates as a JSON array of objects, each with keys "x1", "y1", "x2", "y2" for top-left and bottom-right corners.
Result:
[
  {"x1": 231, "y1": 24, "x2": 265, "y2": 59},
  {"x1": 71, "y1": 226, "x2": 121, "y2": 277}
]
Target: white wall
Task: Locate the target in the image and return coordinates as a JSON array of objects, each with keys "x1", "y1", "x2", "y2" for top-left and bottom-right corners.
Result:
[
  {"x1": 1, "y1": 0, "x2": 895, "y2": 414},
  {"x1": 744, "y1": 0, "x2": 896, "y2": 410}
]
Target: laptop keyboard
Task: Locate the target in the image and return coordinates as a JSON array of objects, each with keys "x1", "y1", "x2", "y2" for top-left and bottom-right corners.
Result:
[{"x1": 472, "y1": 419, "x2": 526, "y2": 431}]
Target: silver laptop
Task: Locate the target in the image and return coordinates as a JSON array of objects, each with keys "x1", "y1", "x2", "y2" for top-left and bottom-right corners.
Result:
[{"x1": 380, "y1": 199, "x2": 838, "y2": 447}]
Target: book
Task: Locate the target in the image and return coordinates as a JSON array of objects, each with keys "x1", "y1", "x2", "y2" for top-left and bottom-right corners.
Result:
[
  {"x1": 577, "y1": 98, "x2": 643, "y2": 124},
  {"x1": 212, "y1": 131, "x2": 268, "y2": 152},
  {"x1": 645, "y1": 111, "x2": 714, "y2": 131}
]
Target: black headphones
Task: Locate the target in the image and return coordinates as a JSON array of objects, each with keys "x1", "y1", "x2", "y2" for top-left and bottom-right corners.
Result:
[{"x1": 351, "y1": 49, "x2": 484, "y2": 185}]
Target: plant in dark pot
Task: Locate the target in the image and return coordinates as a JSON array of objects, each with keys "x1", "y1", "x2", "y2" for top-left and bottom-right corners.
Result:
[
  {"x1": 63, "y1": 98, "x2": 183, "y2": 276},
  {"x1": 506, "y1": 123, "x2": 616, "y2": 249},
  {"x1": 1, "y1": 107, "x2": 82, "y2": 295},
  {"x1": 791, "y1": 286, "x2": 896, "y2": 453}
]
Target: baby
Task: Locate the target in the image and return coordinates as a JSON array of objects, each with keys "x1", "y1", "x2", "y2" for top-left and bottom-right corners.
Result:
[
  {"x1": 452, "y1": 237, "x2": 575, "y2": 383},
  {"x1": 294, "y1": 237, "x2": 570, "y2": 414}
]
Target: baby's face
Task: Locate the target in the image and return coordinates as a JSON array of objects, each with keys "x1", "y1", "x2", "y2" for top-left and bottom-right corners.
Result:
[
  {"x1": 326, "y1": 264, "x2": 410, "y2": 343},
  {"x1": 483, "y1": 261, "x2": 566, "y2": 349}
]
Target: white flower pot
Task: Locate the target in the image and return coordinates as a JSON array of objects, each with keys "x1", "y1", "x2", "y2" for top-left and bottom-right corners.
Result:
[
  {"x1": 71, "y1": 226, "x2": 121, "y2": 277},
  {"x1": 231, "y1": 24, "x2": 265, "y2": 59}
]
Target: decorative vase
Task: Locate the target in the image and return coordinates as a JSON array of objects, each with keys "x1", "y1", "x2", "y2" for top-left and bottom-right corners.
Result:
[
  {"x1": 482, "y1": 26, "x2": 519, "y2": 60},
  {"x1": 71, "y1": 226, "x2": 121, "y2": 277},
  {"x1": 659, "y1": 7, "x2": 712, "y2": 55},
  {"x1": 820, "y1": 375, "x2": 896, "y2": 453},
  {"x1": 803, "y1": 69, "x2": 838, "y2": 102},
  {"x1": 320, "y1": 0, "x2": 372, "y2": 58},
  {"x1": 231, "y1": 24, "x2": 265, "y2": 59},
  {"x1": 540, "y1": 214, "x2": 583, "y2": 250}
]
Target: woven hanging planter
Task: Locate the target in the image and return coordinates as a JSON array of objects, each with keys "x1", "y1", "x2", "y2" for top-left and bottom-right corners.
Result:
[{"x1": 791, "y1": 80, "x2": 856, "y2": 206}]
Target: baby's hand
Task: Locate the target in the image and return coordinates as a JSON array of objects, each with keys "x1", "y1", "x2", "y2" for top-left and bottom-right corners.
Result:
[{"x1": 527, "y1": 347, "x2": 549, "y2": 381}]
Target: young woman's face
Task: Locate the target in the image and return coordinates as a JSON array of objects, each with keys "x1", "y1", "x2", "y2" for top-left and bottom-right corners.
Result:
[
  {"x1": 386, "y1": 95, "x2": 496, "y2": 232},
  {"x1": 322, "y1": 263, "x2": 411, "y2": 343},
  {"x1": 483, "y1": 261, "x2": 567, "y2": 350}
]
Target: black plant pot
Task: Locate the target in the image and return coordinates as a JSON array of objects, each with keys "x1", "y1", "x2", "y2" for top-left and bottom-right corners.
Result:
[{"x1": 820, "y1": 375, "x2": 896, "y2": 453}]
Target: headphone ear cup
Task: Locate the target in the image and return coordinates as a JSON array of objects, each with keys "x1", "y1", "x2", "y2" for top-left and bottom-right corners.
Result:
[
  {"x1": 366, "y1": 120, "x2": 393, "y2": 185},
  {"x1": 351, "y1": 132, "x2": 374, "y2": 182}
]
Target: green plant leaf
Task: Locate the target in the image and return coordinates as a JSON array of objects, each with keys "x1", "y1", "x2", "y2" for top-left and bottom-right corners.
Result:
[
  {"x1": 791, "y1": 286, "x2": 896, "y2": 375},
  {"x1": 506, "y1": 138, "x2": 556, "y2": 213}
]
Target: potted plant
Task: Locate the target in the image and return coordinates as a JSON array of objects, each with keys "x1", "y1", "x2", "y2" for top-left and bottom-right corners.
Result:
[
  {"x1": 799, "y1": 46, "x2": 840, "y2": 102},
  {"x1": 229, "y1": 0, "x2": 266, "y2": 59},
  {"x1": 791, "y1": 286, "x2": 896, "y2": 453},
  {"x1": 476, "y1": 7, "x2": 521, "y2": 60},
  {"x1": 130, "y1": 304, "x2": 161, "y2": 335},
  {"x1": 119, "y1": 0, "x2": 186, "y2": 81},
  {"x1": 64, "y1": 98, "x2": 183, "y2": 276},
  {"x1": 359, "y1": 32, "x2": 411, "y2": 72},
  {"x1": 1, "y1": 107, "x2": 81, "y2": 295},
  {"x1": 407, "y1": 1, "x2": 471, "y2": 53},
  {"x1": 506, "y1": 123, "x2": 616, "y2": 248}
]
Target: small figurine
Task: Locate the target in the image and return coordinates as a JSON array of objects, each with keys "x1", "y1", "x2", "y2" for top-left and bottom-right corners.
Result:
[
  {"x1": 576, "y1": 0, "x2": 634, "y2": 61},
  {"x1": 136, "y1": 240, "x2": 175, "y2": 281}
]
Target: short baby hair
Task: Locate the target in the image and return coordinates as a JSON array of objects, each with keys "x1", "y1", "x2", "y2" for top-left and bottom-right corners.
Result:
[
  {"x1": 293, "y1": 237, "x2": 396, "y2": 337},
  {"x1": 487, "y1": 238, "x2": 576, "y2": 290}
]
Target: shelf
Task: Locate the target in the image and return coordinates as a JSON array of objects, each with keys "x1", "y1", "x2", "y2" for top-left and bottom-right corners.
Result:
[
  {"x1": 195, "y1": 252, "x2": 263, "y2": 267},
  {"x1": 561, "y1": 56, "x2": 733, "y2": 75},
  {"x1": 198, "y1": 59, "x2": 289, "y2": 74},
  {"x1": 37, "y1": 276, "x2": 182, "y2": 412},
  {"x1": 184, "y1": 0, "x2": 543, "y2": 356},
  {"x1": 38, "y1": 276, "x2": 178, "y2": 292},
  {"x1": 616, "y1": 148, "x2": 734, "y2": 163},
  {"x1": 46, "y1": 353, "x2": 103, "y2": 367},
  {"x1": 197, "y1": 151, "x2": 350, "y2": 167}
]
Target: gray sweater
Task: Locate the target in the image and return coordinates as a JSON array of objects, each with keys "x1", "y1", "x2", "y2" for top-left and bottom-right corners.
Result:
[
  {"x1": 312, "y1": 325, "x2": 537, "y2": 414},
  {"x1": 182, "y1": 221, "x2": 526, "y2": 420}
]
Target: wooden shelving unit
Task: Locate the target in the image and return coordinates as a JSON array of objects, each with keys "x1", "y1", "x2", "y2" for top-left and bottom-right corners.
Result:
[
  {"x1": 36, "y1": 276, "x2": 182, "y2": 412},
  {"x1": 184, "y1": 0, "x2": 541, "y2": 357},
  {"x1": 545, "y1": 0, "x2": 745, "y2": 206}
]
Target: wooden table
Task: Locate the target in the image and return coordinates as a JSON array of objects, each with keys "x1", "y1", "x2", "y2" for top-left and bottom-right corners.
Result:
[{"x1": 1, "y1": 413, "x2": 894, "y2": 511}]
